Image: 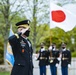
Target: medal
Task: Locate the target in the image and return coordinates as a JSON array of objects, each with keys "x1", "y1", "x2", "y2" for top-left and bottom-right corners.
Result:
[
  {"x1": 20, "y1": 40, "x2": 26, "y2": 48},
  {"x1": 22, "y1": 49, "x2": 24, "y2": 53}
]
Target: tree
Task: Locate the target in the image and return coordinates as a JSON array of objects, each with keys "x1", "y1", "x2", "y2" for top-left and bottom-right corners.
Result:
[
  {"x1": 0, "y1": 35, "x2": 4, "y2": 64},
  {"x1": 51, "y1": 0, "x2": 76, "y2": 6},
  {"x1": 0, "y1": 0, "x2": 27, "y2": 64},
  {"x1": 24, "y1": 0, "x2": 49, "y2": 52}
]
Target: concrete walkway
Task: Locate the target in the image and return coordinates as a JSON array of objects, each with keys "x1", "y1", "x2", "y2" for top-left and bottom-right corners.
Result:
[{"x1": 33, "y1": 58, "x2": 76, "y2": 75}]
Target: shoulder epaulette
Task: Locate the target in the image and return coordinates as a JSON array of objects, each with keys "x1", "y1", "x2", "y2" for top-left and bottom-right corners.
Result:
[{"x1": 14, "y1": 34, "x2": 19, "y2": 38}]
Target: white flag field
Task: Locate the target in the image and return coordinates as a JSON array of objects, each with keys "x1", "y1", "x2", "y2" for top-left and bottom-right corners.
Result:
[{"x1": 50, "y1": 3, "x2": 76, "y2": 32}]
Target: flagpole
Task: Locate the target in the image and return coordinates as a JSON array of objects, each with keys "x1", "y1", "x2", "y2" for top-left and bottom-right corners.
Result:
[
  {"x1": 46, "y1": 0, "x2": 53, "y2": 75},
  {"x1": 50, "y1": 0, "x2": 53, "y2": 45},
  {"x1": 50, "y1": 1, "x2": 58, "y2": 75}
]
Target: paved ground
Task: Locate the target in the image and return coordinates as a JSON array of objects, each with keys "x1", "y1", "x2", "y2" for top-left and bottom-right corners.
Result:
[
  {"x1": 33, "y1": 58, "x2": 76, "y2": 75},
  {"x1": 0, "y1": 57, "x2": 76, "y2": 75}
]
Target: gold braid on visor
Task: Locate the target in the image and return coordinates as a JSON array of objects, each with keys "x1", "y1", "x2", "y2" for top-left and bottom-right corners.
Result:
[{"x1": 17, "y1": 24, "x2": 30, "y2": 28}]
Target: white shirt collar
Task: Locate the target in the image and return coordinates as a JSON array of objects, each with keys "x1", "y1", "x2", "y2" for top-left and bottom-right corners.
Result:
[
  {"x1": 41, "y1": 48, "x2": 45, "y2": 52},
  {"x1": 62, "y1": 48, "x2": 66, "y2": 51},
  {"x1": 52, "y1": 48, "x2": 56, "y2": 51}
]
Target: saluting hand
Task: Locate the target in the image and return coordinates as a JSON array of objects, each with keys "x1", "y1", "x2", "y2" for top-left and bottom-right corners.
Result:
[
  {"x1": 21, "y1": 27, "x2": 30, "y2": 34},
  {"x1": 68, "y1": 64, "x2": 71, "y2": 68}
]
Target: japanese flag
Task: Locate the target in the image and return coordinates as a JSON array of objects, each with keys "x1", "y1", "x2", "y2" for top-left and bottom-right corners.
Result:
[{"x1": 50, "y1": 3, "x2": 76, "y2": 32}]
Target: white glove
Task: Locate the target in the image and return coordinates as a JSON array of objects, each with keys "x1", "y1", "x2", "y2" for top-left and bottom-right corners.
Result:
[
  {"x1": 68, "y1": 64, "x2": 71, "y2": 68},
  {"x1": 46, "y1": 65, "x2": 49, "y2": 68},
  {"x1": 21, "y1": 27, "x2": 29, "y2": 34},
  {"x1": 33, "y1": 54, "x2": 39, "y2": 60},
  {"x1": 56, "y1": 64, "x2": 59, "y2": 67},
  {"x1": 57, "y1": 57, "x2": 61, "y2": 61},
  {"x1": 34, "y1": 57, "x2": 38, "y2": 60},
  {"x1": 48, "y1": 46, "x2": 52, "y2": 51}
]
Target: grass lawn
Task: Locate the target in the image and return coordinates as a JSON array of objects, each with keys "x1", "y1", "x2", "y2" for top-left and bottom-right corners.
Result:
[{"x1": 0, "y1": 72, "x2": 10, "y2": 75}]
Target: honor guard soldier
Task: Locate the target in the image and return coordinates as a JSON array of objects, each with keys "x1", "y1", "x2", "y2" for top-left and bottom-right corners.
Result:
[
  {"x1": 37, "y1": 43, "x2": 49, "y2": 75},
  {"x1": 48, "y1": 43, "x2": 60, "y2": 75},
  {"x1": 60, "y1": 43, "x2": 71, "y2": 75},
  {"x1": 8, "y1": 20, "x2": 33, "y2": 75}
]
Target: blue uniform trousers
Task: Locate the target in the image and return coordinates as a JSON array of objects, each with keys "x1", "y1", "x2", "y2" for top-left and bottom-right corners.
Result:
[
  {"x1": 39, "y1": 66, "x2": 46, "y2": 75},
  {"x1": 50, "y1": 65, "x2": 57, "y2": 75},
  {"x1": 61, "y1": 66, "x2": 68, "y2": 75}
]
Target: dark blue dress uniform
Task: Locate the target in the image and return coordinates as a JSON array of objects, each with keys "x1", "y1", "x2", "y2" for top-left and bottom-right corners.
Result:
[
  {"x1": 60, "y1": 43, "x2": 71, "y2": 75},
  {"x1": 49, "y1": 49, "x2": 60, "y2": 75},
  {"x1": 9, "y1": 20, "x2": 33, "y2": 75},
  {"x1": 37, "y1": 49, "x2": 49, "y2": 75},
  {"x1": 61, "y1": 49, "x2": 71, "y2": 75}
]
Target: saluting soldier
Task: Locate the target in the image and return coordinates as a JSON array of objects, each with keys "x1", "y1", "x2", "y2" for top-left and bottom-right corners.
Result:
[
  {"x1": 48, "y1": 43, "x2": 60, "y2": 75},
  {"x1": 60, "y1": 42, "x2": 71, "y2": 75},
  {"x1": 37, "y1": 43, "x2": 49, "y2": 75},
  {"x1": 8, "y1": 20, "x2": 33, "y2": 75}
]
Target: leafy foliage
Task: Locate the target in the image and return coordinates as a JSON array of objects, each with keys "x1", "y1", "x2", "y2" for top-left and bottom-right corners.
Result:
[
  {"x1": 72, "y1": 52, "x2": 76, "y2": 57},
  {"x1": 34, "y1": 24, "x2": 50, "y2": 51},
  {"x1": 0, "y1": 0, "x2": 76, "y2": 65}
]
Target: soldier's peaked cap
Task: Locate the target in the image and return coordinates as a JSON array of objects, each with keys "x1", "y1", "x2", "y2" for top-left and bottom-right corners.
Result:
[
  {"x1": 40, "y1": 42, "x2": 45, "y2": 46},
  {"x1": 61, "y1": 42, "x2": 67, "y2": 46},
  {"x1": 16, "y1": 20, "x2": 30, "y2": 28}
]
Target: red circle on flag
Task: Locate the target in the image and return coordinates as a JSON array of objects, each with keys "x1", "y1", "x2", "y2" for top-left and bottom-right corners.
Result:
[{"x1": 51, "y1": 10, "x2": 66, "y2": 22}]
